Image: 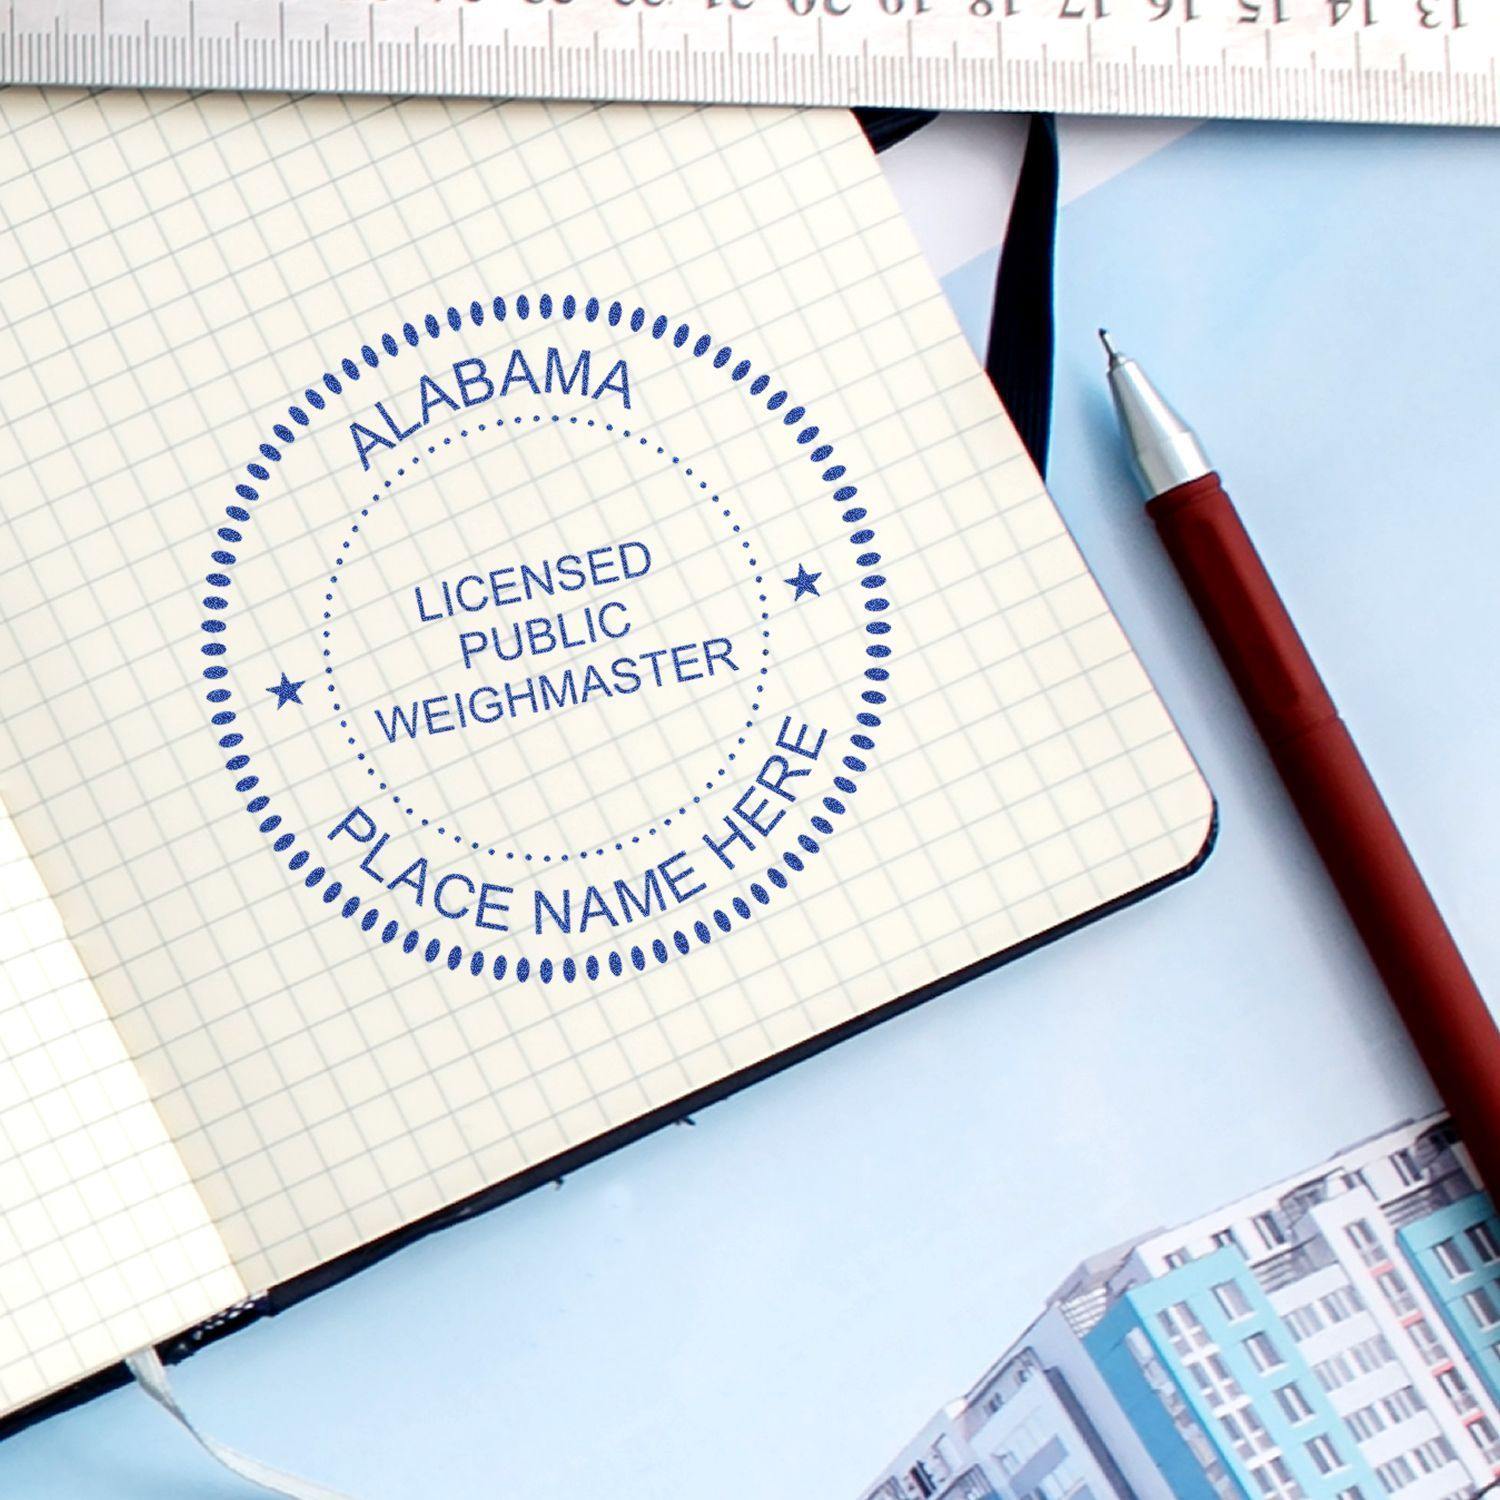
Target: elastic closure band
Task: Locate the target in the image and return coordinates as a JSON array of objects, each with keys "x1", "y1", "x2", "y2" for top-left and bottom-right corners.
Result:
[{"x1": 126, "y1": 1347, "x2": 355, "y2": 1500}]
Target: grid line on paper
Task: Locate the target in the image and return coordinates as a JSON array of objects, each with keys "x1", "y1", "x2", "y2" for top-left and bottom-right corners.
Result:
[
  {"x1": 0, "y1": 89, "x2": 1211, "y2": 1300},
  {"x1": 0, "y1": 797, "x2": 245, "y2": 1418}
]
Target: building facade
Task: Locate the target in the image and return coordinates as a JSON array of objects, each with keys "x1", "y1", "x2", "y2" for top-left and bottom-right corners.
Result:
[
  {"x1": 862, "y1": 1115, "x2": 1500, "y2": 1500},
  {"x1": 1400, "y1": 1197, "x2": 1500, "y2": 1414}
]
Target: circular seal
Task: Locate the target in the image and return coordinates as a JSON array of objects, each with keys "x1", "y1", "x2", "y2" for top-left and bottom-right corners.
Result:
[{"x1": 197, "y1": 292, "x2": 894, "y2": 986}]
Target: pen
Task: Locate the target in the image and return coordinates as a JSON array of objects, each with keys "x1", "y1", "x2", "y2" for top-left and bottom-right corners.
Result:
[{"x1": 1101, "y1": 330, "x2": 1500, "y2": 1193}]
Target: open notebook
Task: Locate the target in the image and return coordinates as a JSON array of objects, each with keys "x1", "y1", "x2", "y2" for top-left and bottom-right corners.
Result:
[{"x1": 0, "y1": 88, "x2": 1213, "y2": 1428}]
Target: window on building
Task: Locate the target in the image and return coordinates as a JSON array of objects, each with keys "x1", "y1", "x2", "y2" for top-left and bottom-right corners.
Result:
[
  {"x1": 1346, "y1": 1402, "x2": 1388, "y2": 1442},
  {"x1": 1213, "y1": 1281, "x2": 1253, "y2": 1321},
  {"x1": 1274, "y1": 1382, "x2": 1315, "y2": 1424},
  {"x1": 1469, "y1": 1416, "x2": 1500, "y2": 1463},
  {"x1": 1208, "y1": 1352, "x2": 1237, "y2": 1388},
  {"x1": 1468, "y1": 1221, "x2": 1500, "y2": 1265},
  {"x1": 1190, "y1": 1352, "x2": 1245, "y2": 1409},
  {"x1": 1221, "y1": 1412, "x2": 1257, "y2": 1462},
  {"x1": 1043, "y1": 1453, "x2": 1085, "y2": 1499},
  {"x1": 1321, "y1": 1286, "x2": 1364, "y2": 1323},
  {"x1": 1245, "y1": 1331, "x2": 1285, "y2": 1373},
  {"x1": 1380, "y1": 1387, "x2": 1425, "y2": 1424},
  {"x1": 1375, "y1": 1268, "x2": 1416, "y2": 1316},
  {"x1": 1250, "y1": 1459, "x2": 1297, "y2": 1500},
  {"x1": 1253, "y1": 1213, "x2": 1287, "y2": 1252},
  {"x1": 1285, "y1": 1304, "x2": 1324, "y2": 1341},
  {"x1": 1314, "y1": 1355, "x2": 1353, "y2": 1392},
  {"x1": 1250, "y1": 1456, "x2": 1306, "y2": 1500},
  {"x1": 1306, "y1": 1433, "x2": 1346, "y2": 1475},
  {"x1": 1432, "y1": 1236, "x2": 1473, "y2": 1280},
  {"x1": 905, "y1": 1463, "x2": 937, "y2": 1499},
  {"x1": 1434, "y1": 1367, "x2": 1475, "y2": 1414},
  {"x1": 1406, "y1": 1318, "x2": 1448, "y2": 1366},
  {"x1": 1348, "y1": 1335, "x2": 1393, "y2": 1375},
  {"x1": 1213, "y1": 1229, "x2": 1241, "y2": 1254},
  {"x1": 1244, "y1": 1407, "x2": 1273, "y2": 1450},
  {"x1": 1463, "y1": 1285, "x2": 1500, "y2": 1330},
  {"x1": 1159, "y1": 1301, "x2": 1211, "y2": 1357},
  {"x1": 1335, "y1": 1489, "x2": 1365, "y2": 1500},
  {"x1": 1345, "y1": 1219, "x2": 1384, "y2": 1267},
  {"x1": 1374, "y1": 1456, "x2": 1416, "y2": 1494},
  {"x1": 1390, "y1": 1148, "x2": 1422, "y2": 1186},
  {"x1": 1410, "y1": 1437, "x2": 1454, "y2": 1475},
  {"x1": 1165, "y1": 1249, "x2": 1191, "y2": 1269},
  {"x1": 1180, "y1": 1423, "x2": 1228, "y2": 1494}
]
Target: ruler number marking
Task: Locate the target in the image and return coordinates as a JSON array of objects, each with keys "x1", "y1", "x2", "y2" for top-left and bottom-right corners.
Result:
[{"x1": 1, "y1": 0, "x2": 1495, "y2": 122}]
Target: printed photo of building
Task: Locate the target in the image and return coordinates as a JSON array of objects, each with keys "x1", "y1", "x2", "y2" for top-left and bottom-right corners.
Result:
[{"x1": 864, "y1": 1115, "x2": 1500, "y2": 1500}]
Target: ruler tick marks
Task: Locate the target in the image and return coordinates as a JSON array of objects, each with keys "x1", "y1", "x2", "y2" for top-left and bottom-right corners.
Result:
[{"x1": 2, "y1": 0, "x2": 1497, "y2": 124}]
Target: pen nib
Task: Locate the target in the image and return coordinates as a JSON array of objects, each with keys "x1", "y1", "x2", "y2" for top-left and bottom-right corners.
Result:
[{"x1": 1101, "y1": 334, "x2": 1213, "y2": 496}]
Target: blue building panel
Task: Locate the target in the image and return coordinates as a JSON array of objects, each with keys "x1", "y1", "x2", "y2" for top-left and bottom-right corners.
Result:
[
  {"x1": 1399, "y1": 1192, "x2": 1500, "y2": 1406},
  {"x1": 1085, "y1": 1294, "x2": 1225, "y2": 1500},
  {"x1": 1085, "y1": 1249, "x2": 1380, "y2": 1500}
]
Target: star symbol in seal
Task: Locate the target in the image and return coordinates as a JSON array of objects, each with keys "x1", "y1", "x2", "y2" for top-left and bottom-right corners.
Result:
[
  {"x1": 267, "y1": 671, "x2": 306, "y2": 710},
  {"x1": 785, "y1": 563, "x2": 823, "y2": 602}
]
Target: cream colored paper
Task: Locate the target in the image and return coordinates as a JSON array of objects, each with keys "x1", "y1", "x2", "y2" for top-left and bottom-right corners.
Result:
[
  {"x1": 0, "y1": 89, "x2": 1211, "y2": 1398},
  {"x1": 0, "y1": 799, "x2": 244, "y2": 1414}
]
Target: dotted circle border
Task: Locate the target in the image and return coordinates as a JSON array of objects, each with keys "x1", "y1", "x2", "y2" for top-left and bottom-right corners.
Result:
[
  {"x1": 321, "y1": 412, "x2": 772, "y2": 865},
  {"x1": 197, "y1": 291, "x2": 895, "y2": 986}
]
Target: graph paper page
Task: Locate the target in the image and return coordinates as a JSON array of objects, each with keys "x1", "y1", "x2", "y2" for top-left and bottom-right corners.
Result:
[
  {"x1": 0, "y1": 89, "x2": 1211, "y2": 1308},
  {"x1": 0, "y1": 797, "x2": 245, "y2": 1416}
]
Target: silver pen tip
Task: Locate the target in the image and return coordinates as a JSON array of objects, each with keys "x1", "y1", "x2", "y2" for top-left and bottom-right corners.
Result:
[{"x1": 1101, "y1": 335, "x2": 1213, "y2": 496}]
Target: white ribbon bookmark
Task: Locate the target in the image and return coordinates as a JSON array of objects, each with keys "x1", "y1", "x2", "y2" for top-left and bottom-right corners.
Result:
[{"x1": 126, "y1": 1347, "x2": 356, "y2": 1500}]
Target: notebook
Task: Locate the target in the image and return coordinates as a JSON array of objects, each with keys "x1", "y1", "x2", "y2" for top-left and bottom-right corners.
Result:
[{"x1": 0, "y1": 87, "x2": 1213, "y2": 1428}]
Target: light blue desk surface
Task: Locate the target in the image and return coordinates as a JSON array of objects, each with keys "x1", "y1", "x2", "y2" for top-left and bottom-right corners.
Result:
[{"x1": 5, "y1": 118, "x2": 1499, "y2": 1499}]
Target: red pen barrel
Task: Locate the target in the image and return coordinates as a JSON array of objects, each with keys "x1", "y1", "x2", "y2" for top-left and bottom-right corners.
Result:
[{"x1": 1148, "y1": 473, "x2": 1500, "y2": 1192}]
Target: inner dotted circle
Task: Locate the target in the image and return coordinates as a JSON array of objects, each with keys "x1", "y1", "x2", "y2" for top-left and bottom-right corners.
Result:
[
  {"x1": 199, "y1": 288, "x2": 893, "y2": 987},
  {"x1": 320, "y1": 412, "x2": 773, "y2": 865}
]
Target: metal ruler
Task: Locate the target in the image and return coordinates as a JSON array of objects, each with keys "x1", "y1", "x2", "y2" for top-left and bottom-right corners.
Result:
[{"x1": 1, "y1": 0, "x2": 1497, "y2": 125}]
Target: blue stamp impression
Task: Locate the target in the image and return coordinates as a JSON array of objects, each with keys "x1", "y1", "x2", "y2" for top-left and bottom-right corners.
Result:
[
  {"x1": 322, "y1": 414, "x2": 771, "y2": 866},
  {"x1": 197, "y1": 292, "x2": 894, "y2": 986}
]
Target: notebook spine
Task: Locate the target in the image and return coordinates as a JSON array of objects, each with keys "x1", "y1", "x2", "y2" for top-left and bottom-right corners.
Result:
[{"x1": 160, "y1": 1296, "x2": 273, "y2": 1365}]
